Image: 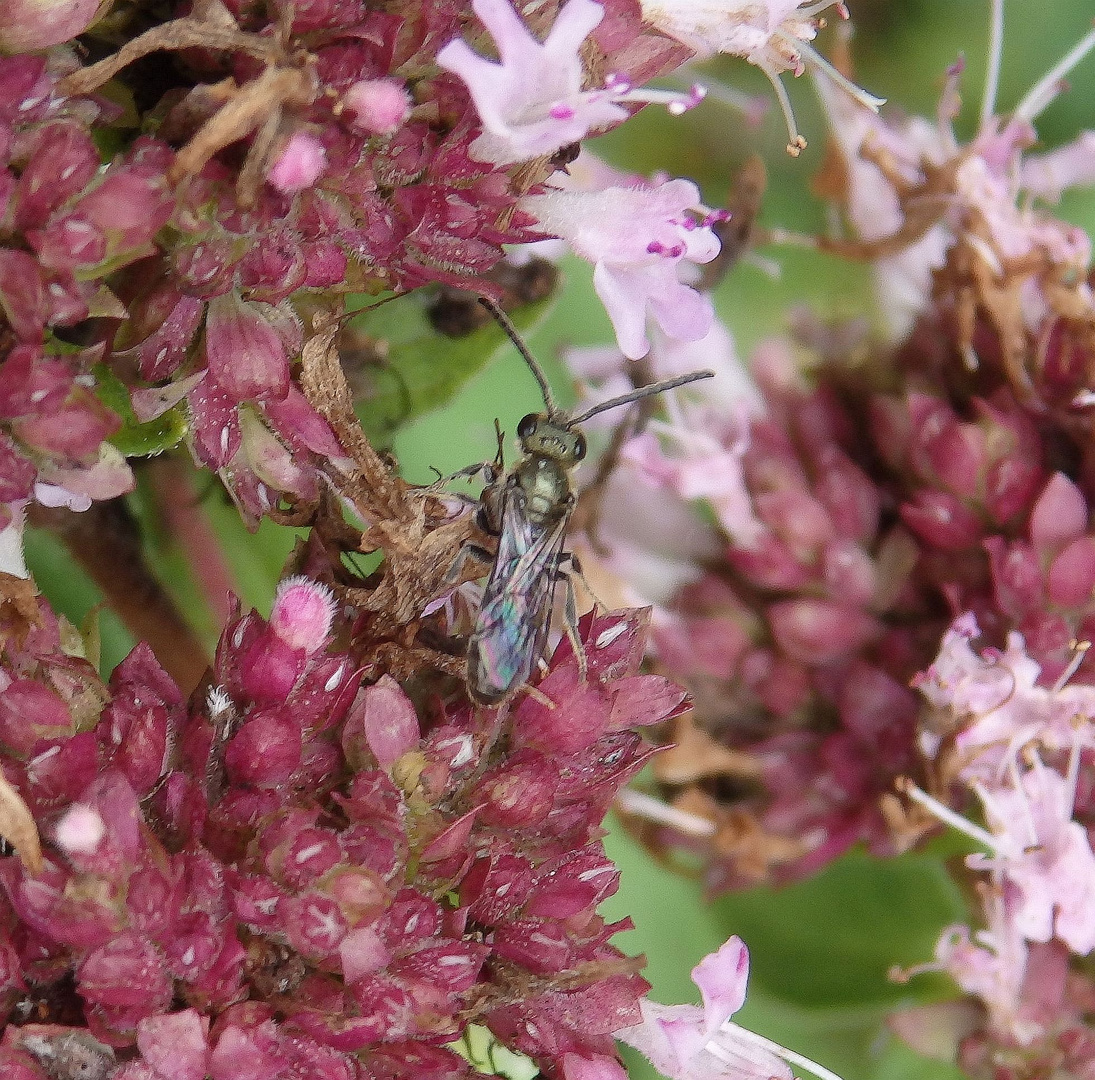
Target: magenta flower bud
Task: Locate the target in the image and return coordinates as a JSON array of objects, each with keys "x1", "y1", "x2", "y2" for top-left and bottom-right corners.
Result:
[
  {"x1": 742, "y1": 650, "x2": 811, "y2": 717},
  {"x1": 28, "y1": 216, "x2": 106, "y2": 271},
  {"x1": 343, "y1": 79, "x2": 412, "y2": 135},
  {"x1": 492, "y1": 919, "x2": 572, "y2": 974},
  {"x1": 208, "y1": 1022, "x2": 283, "y2": 1080},
  {"x1": 188, "y1": 376, "x2": 241, "y2": 470},
  {"x1": 342, "y1": 676, "x2": 420, "y2": 771},
  {"x1": 512, "y1": 676, "x2": 613, "y2": 755},
  {"x1": 70, "y1": 172, "x2": 171, "y2": 265},
  {"x1": 471, "y1": 750, "x2": 560, "y2": 828},
  {"x1": 15, "y1": 395, "x2": 121, "y2": 461},
  {"x1": 237, "y1": 229, "x2": 306, "y2": 303},
  {"x1": 268, "y1": 132, "x2": 327, "y2": 193},
  {"x1": 77, "y1": 931, "x2": 172, "y2": 1010},
  {"x1": 339, "y1": 926, "x2": 392, "y2": 984},
  {"x1": 263, "y1": 385, "x2": 346, "y2": 461},
  {"x1": 25, "y1": 732, "x2": 97, "y2": 806},
  {"x1": 755, "y1": 489, "x2": 835, "y2": 555},
  {"x1": 900, "y1": 490, "x2": 983, "y2": 550},
  {"x1": 821, "y1": 540, "x2": 876, "y2": 607},
  {"x1": 1047, "y1": 536, "x2": 1095, "y2": 608},
  {"x1": 0, "y1": 0, "x2": 100, "y2": 52},
  {"x1": 0, "y1": 249, "x2": 46, "y2": 342},
  {"x1": 238, "y1": 630, "x2": 308, "y2": 704},
  {"x1": 921, "y1": 418, "x2": 986, "y2": 498},
  {"x1": 171, "y1": 238, "x2": 239, "y2": 300},
  {"x1": 391, "y1": 940, "x2": 488, "y2": 992},
  {"x1": 11, "y1": 122, "x2": 100, "y2": 232},
  {"x1": 768, "y1": 600, "x2": 881, "y2": 663},
  {"x1": 984, "y1": 537, "x2": 1044, "y2": 615},
  {"x1": 1030, "y1": 472, "x2": 1088, "y2": 550},
  {"x1": 284, "y1": 893, "x2": 347, "y2": 959},
  {"x1": 136, "y1": 1010, "x2": 210, "y2": 1080},
  {"x1": 728, "y1": 536, "x2": 813, "y2": 590},
  {"x1": 126, "y1": 291, "x2": 204, "y2": 381},
  {"x1": 985, "y1": 454, "x2": 1045, "y2": 526},
  {"x1": 224, "y1": 711, "x2": 302, "y2": 787},
  {"x1": 269, "y1": 577, "x2": 335, "y2": 655},
  {"x1": 0, "y1": 679, "x2": 72, "y2": 754},
  {"x1": 0, "y1": 434, "x2": 35, "y2": 504},
  {"x1": 814, "y1": 446, "x2": 881, "y2": 542},
  {"x1": 300, "y1": 239, "x2": 347, "y2": 288},
  {"x1": 204, "y1": 293, "x2": 291, "y2": 403},
  {"x1": 1016, "y1": 611, "x2": 1072, "y2": 669},
  {"x1": 652, "y1": 616, "x2": 748, "y2": 680}
]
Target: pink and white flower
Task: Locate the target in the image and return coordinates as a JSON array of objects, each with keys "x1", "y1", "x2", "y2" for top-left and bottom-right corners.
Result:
[
  {"x1": 438, "y1": 0, "x2": 702, "y2": 165},
  {"x1": 523, "y1": 179, "x2": 720, "y2": 358}
]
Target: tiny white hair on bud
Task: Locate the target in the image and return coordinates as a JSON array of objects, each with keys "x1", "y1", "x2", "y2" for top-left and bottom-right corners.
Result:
[{"x1": 206, "y1": 685, "x2": 234, "y2": 717}]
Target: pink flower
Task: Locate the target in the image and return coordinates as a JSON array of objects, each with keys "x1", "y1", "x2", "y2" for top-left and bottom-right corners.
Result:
[
  {"x1": 437, "y1": 0, "x2": 626, "y2": 165},
  {"x1": 639, "y1": 0, "x2": 881, "y2": 153},
  {"x1": 618, "y1": 936, "x2": 839, "y2": 1080},
  {"x1": 523, "y1": 179, "x2": 719, "y2": 358},
  {"x1": 970, "y1": 759, "x2": 1095, "y2": 956}
]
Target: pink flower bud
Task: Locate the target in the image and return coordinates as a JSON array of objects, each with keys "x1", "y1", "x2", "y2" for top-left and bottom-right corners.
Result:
[
  {"x1": 11, "y1": 122, "x2": 100, "y2": 232},
  {"x1": 136, "y1": 1010, "x2": 210, "y2": 1080},
  {"x1": 768, "y1": 599, "x2": 881, "y2": 663},
  {"x1": 1030, "y1": 473, "x2": 1088, "y2": 550},
  {"x1": 1047, "y1": 536, "x2": 1095, "y2": 608},
  {"x1": 77, "y1": 931, "x2": 172, "y2": 1010},
  {"x1": 344, "y1": 79, "x2": 412, "y2": 135},
  {"x1": 821, "y1": 539, "x2": 876, "y2": 606},
  {"x1": 471, "y1": 750, "x2": 560, "y2": 828},
  {"x1": 0, "y1": 248, "x2": 46, "y2": 342},
  {"x1": 342, "y1": 676, "x2": 419, "y2": 770},
  {"x1": 269, "y1": 577, "x2": 334, "y2": 654},
  {"x1": 984, "y1": 537, "x2": 1044, "y2": 616},
  {"x1": 900, "y1": 490, "x2": 983, "y2": 550},
  {"x1": 985, "y1": 454, "x2": 1044, "y2": 525},
  {"x1": 339, "y1": 926, "x2": 391, "y2": 984},
  {"x1": 814, "y1": 446, "x2": 881, "y2": 542},
  {"x1": 268, "y1": 132, "x2": 327, "y2": 193},
  {"x1": 0, "y1": 0, "x2": 100, "y2": 52}
]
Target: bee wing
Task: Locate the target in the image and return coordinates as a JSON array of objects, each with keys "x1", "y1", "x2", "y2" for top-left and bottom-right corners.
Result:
[{"x1": 468, "y1": 481, "x2": 570, "y2": 703}]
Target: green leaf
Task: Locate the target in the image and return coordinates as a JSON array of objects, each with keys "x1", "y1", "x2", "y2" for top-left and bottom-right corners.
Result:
[
  {"x1": 93, "y1": 364, "x2": 188, "y2": 456},
  {"x1": 710, "y1": 848, "x2": 968, "y2": 1008},
  {"x1": 346, "y1": 291, "x2": 554, "y2": 439}
]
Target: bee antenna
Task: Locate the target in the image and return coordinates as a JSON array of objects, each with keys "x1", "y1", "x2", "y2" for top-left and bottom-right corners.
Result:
[
  {"x1": 478, "y1": 297, "x2": 557, "y2": 415},
  {"x1": 568, "y1": 369, "x2": 715, "y2": 425}
]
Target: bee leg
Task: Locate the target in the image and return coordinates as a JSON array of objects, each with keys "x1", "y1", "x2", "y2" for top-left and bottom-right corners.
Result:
[
  {"x1": 442, "y1": 542, "x2": 493, "y2": 587},
  {"x1": 425, "y1": 459, "x2": 500, "y2": 493},
  {"x1": 563, "y1": 553, "x2": 608, "y2": 613},
  {"x1": 558, "y1": 565, "x2": 589, "y2": 687}
]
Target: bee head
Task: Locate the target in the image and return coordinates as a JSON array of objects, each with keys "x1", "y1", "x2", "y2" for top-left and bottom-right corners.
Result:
[{"x1": 516, "y1": 413, "x2": 587, "y2": 464}]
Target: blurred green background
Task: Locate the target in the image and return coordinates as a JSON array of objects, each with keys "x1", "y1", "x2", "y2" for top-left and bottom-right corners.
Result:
[{"x1": 27, "y1": 3, "x2": 1095, "y2": 1077}]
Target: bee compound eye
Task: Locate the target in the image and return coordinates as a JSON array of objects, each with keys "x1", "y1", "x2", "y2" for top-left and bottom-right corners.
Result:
[
  {"x1": 572, "y1": 430, "x2": 587, "y2": 461},
  {"x1": 517, "y1": 413, "x2": 538, "y2": 438}
]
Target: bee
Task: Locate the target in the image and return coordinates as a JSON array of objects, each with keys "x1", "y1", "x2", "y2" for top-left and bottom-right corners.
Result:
[{"x1": 467, "y1": 299, "x2": 713, "y2": 704}]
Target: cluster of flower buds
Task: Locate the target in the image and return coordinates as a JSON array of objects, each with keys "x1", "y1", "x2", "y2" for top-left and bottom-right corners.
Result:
[{"x1": 0, "y1": 576, "x2": 698, "y2": 1078}]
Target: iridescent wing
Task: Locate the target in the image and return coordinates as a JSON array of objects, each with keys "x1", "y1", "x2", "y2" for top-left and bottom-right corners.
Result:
[{"x1": 467, "y1": 478, "x2": 570, "y2": 704}]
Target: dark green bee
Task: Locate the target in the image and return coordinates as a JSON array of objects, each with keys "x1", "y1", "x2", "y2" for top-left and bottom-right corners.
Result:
[{"x1": 467, "y1": 299, "x2": 713, "y2": 704}]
